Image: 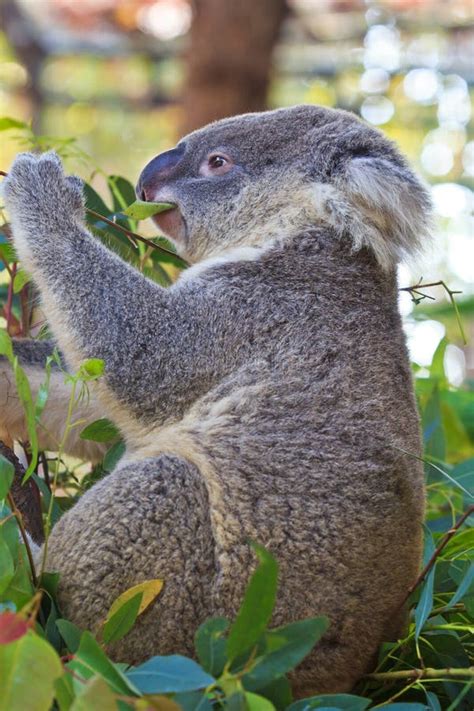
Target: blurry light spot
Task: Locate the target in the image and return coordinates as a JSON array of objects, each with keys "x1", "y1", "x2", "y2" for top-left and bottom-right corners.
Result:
[
  {"x1": 444, "y1": 345, "x2": 465, "y2": 387},
  {"x1": 437, "y1": 74, "x2": 471, "y2": 127},
  {"x1": 406, "y1": 34, "x2": 443, "y2": 69},
  {"x1": 403, "y1": 68, "x2": 439, "y2": 104},
  {"x1": 138, "y1": 0, "x2": 192, "y2": 41},
  {"x1": 462, "y1": 142, "x2": 474, "y2": 176},
  {"x1": 0, "y1": 62, "x2": 28, "y2": 88},
  {"x1": 66, "y1": 103, "x2": 97, "y2": 134},
  {"x1": 431, "y1": 183, "x2": 472, "y2": 218},
  {"x1": 398, "y1": 264, "x2": 414, "y2": 317},
  {"x1": 360, "y1": 96, "x2": 394, "y2": 125},
  {"x1": 447, "y1": 225, "x2": 474, "y2": 284},
  {"x1": 421, "y1": 143, "x2": 453, "y2": 176},
  {"x1": 407, "y1": 320, "x2": 445, "y2": 367},
  {"x1": 364, "y1": 25, "x2": 400, "y2": 72},
  {"x1": 359, "y1": 68, "x2": 390, "y2": 94}
]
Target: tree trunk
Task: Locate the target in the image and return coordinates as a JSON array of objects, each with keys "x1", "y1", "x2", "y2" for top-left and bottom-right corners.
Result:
[
  {"x1": 0, "y1": 0, "x2": 47, "y2": 134},
  {"x1": 180, "y1": 0, "x2": 287, "y2": 135}
]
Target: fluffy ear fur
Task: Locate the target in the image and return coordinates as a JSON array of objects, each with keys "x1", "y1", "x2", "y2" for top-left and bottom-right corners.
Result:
[{"x1": 314, "y1": 156, "x2": 433, "y2": 270}]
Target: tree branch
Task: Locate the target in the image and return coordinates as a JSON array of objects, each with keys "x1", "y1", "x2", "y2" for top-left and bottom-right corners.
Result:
[
  {"x1": 365, "y1": 667, "x2": 473, "y2": 681},
  {"x1": 401, "y1": 505, "x2": 474, "y2": 606},
  {"x1": 400, "y1": 279, "x2": 466, "y2": 344}
]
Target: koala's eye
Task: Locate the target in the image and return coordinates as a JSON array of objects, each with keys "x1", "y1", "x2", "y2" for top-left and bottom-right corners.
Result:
[{"x1": 199, "y1": 152, "x2": 233, "y2": 177}]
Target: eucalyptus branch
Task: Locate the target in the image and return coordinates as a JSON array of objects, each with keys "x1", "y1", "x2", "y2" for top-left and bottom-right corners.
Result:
[
  {"x1": 400, "y1": 279, "x2": 467, "y2": 344},
  {"x1": 0, "y1": 169, "x2": 188, "y2": 268},
  {"x1": 365, "y1": 666, "x2": 473, "y2": 681},
  {"x1": 401, "y1": 505, "x2": 474, "y2": 606}
]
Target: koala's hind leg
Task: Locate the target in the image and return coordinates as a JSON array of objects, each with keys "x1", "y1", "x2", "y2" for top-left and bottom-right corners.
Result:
[{"x1": 42, "y1": 455, "x2": 215, "y2": 663}]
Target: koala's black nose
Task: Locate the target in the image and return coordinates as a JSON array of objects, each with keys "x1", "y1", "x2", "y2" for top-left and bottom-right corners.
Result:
[{"x1": 136, "y1": 144, "x2": 186, "y2": 201}]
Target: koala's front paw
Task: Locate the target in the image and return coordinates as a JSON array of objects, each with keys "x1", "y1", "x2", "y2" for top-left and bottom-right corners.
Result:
[{"x1": 1, "y1": 151, "x2": 84, "y2": 230}]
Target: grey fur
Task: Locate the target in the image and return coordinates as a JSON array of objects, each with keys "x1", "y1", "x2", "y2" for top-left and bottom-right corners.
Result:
[{"x1": 1, "y1": 105, "x2": 429, "y2": 695}]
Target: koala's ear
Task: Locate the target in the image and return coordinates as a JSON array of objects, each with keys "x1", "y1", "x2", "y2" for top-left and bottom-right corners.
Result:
[{"x1": 314, "y1": 156, "x2": 433, "y2": 270}]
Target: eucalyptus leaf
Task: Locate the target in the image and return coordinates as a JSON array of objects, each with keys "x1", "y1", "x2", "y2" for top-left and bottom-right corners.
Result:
[
  {"x1": 287, "y1": 694, "x2": 371, "y2": 711},
  {"x1": 80, "y1": 418, "x2": 120, "y2": 443},
  {"x1": 0, "y1": 632, "x2": 63, "y2": 711},
  {"x1": 415, "y1": 526, "x2": 436, "y2": 640},
  {"x1": 123, "y1": 200, "x2": 176, "y2": 220},
  {"x1": 226, "y1": 543, "x2": 278, "y2": 662},
  {"x1": 126, "y1": 654, "x2": 215, "y2": 694},
  {"x1": 0, "y1": 455, "x2": 14, "y2": 500},
  {"x1": 195, "y1": 616, "x2": 229, "y2": 677},
  {"x1": 243, "y1": 617, "x2": 329, "y2": 691},
  {"x1": 102, "y1": 592, "x2": 142, "y2": 645}
]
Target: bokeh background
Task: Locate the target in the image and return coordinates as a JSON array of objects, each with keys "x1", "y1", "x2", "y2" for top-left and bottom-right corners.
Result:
[{"x1": 0, "y1": 0, "x2": 473, "y2": 382}]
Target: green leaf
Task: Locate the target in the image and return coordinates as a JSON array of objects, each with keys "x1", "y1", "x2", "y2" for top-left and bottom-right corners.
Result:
[
  {"x1": 0, "y1": 329, "x2": 13, "y2": 359},
  {"x1": 245, "y1": 692, "x2": 276, "y2": 711},
  {"x1": 54, "y1": 674, "x2": 75, "y2": 711},
  {"x1": 442, "y1": 529, "x2": 474, "y2": 559},
  {"x1": 125, "y1": 654, "x2": 215, "y2": 694},
  {"x1": 79, "y1": 358, "x2": 105, "y2": 379},
  {"x1": 195, "y1": 616, "x2": 229, "y2": 677},
  {"x1": 103, "y1": 591, "x2": 142, "y2": 645},
  {"x1": 243, "y1": 617, "x2": 329, "y2": 692},
  {"x1": 424, "y1": 690, "x2": 441, "y2": 711},
  {"x1": 12, "y1": 268, "x2": 31, "y2": 294},
  {"x1": 0, "y1": 535, "x2": 14, "y2": 595},
  {"x1": 226, "y1": 543, "x2": 278, "y2": 662},
  {"x1": 70, "y1": 676, "x2": 118, "y2": 711},
  {"x1": 12, "y1": 359, "x2": 38, "y2": 480},
  {"x1": 103, "y1": 440, "x2": 126, "y2": 472},
  {"x1": 0, "y1": 455, "x2": 14, "y2": 500},
  {"x1": 0, "y1": 117, "x2": 28, "y2": 131},
  {"x1": 0, "y1": 243, "x2": 17, "y2": 265},
  {"x1": 415, "y1": 525, "x2": 436, "y2": 640},
  {"x1": 75, "y1": 631, "x2": 138, "y2": 696},
  {"x1": 108, "y1": 175, "x2": 137, "y2": 214},
  {"x1": 446, "y1": 562, "x2": 474, "y2": 608},
  {"x1": 80, "y1": 418, "x2": 120, "y2": 443},
  {"x1": 0, "y1": 631, "x2": 63, "y2": 711},
  {"x1": 422, "y1": 386, "x2": 445, "y2": 462},
  {"x1": 1, "y1": 555, "x2": 34, "y2": 607},
  {"x1": 287, "y1": 694, "x2": 371, "y2": 711},
  {"x1": 174, "y1": 691, "x2": 214, "y2": 711},
  {"x1": 379, "y1": 705, "x2": 429, "y2": 710},
  {"x1": 429, "y1": 337, "x2": 448, "y2": 382},
  {"x1": 256, "y1": 676, "x2": 292, "y2": 711},
  {"x1": 56, "y1": 619, "x2": 83, "y2": 653},
  {"x1": 0, "y1": 502, "x2": 19, "y2": 561},
  {"x1": 123, "y1": 200, "x2": 176, "y2": 220}
]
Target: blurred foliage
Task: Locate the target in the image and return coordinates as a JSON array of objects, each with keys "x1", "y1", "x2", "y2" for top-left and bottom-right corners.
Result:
[{"x1": 0, "y1": 121, "x2": 473, "y2": 709}]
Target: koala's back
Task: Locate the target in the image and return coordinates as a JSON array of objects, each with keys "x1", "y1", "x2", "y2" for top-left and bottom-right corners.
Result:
[{"x1": 45, "y1": 232, "x2": 424, "y2": 695}]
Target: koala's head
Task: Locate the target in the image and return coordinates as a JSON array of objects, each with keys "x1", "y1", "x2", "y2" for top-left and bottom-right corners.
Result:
[{"x1": 136, "y1": 104, "x2": 432, "y2": 269}]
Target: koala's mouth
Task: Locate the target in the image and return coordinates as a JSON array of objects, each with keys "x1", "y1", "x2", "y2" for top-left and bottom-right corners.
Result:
[{"x1": 152, "y1": 204, "x2": 187, "y2": 245}]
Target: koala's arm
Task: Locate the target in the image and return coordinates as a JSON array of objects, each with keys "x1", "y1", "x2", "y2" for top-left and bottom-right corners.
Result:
[
  {"x1": 1, "y1": 152, "x2": 227, "y2": 430},
  {"x1": 0, "y1": 339, "x2": 106, "y2": 462}
]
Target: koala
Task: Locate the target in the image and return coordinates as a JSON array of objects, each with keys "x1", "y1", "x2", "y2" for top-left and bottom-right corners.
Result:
[{"x1": 1, "y1": 104, "x2": 431, "y2": 696}]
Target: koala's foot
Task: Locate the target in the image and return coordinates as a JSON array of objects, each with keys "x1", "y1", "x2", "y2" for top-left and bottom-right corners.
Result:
[
  {"x1": 42, "y1": 454, "x2": 216, "y2": 664},
  {"x1": 1, "y1": 152, "x2": 85, "y2": 262}
]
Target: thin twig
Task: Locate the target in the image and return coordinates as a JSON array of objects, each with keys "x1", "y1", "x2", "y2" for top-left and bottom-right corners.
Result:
[
  {"x1": 86, "y1": 208, "x2": 187, "y2": 265},
  {"x1": 401, "y1": 506, "x2": 474, "y2": 606},
  {"x1": 0, "y1": 169, "x2": 188, "y2": 267},
  {"x1": 365, "y1": 667, "x2": 473, "y2": 681},
  {"x1": 400, "y1": 279, "x2": 467, "y2": 344}
]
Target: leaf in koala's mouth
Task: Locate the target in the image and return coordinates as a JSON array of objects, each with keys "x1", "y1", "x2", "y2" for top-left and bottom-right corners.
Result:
[{"x1": 123, "y1": 200, "x2": 176, "y2": 220}]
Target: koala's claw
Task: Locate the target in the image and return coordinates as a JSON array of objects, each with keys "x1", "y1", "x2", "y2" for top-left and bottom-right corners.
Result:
[{"x1": 3, "y1": 150, "x2": 85, "y2": 226}]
